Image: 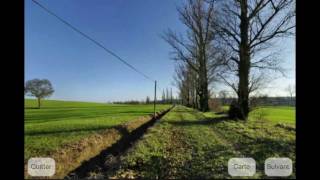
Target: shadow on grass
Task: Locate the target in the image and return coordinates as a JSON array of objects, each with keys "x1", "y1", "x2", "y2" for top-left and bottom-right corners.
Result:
[
  {"x1": 169, "y1": 116, "x2": 230, "y2": 126},
  {"x1": 168, "y1": 113, "x2": 231, "y2": 127},
  {"x1": 65, "y1": 106, "x2": 174, "y2": 179},
  {"x1": 172, "y1": 110, "x2": 197, "y2": 113},
  {"x1": 25, "y1": 107, "x2": 40, "y2": 109},
  {"x1": 214, "y1": 111, "x2": 228, "y2": 115},
  {"x1": 232, "y1": 136, "x2": 295, "y2": 176}
]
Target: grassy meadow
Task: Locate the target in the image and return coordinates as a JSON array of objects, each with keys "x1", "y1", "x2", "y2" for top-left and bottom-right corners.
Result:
[
  {"x1": 24, "y1": 99, "x2": 295, "y2": 178},
  {"x1": 222, "y1": 105, "x2": 295, "y2": 125},
  {"x1": 250, "y1": 106, "x2": 295, "y2": 125},
  {"x1": 25, "y1": 99, "x2": 171, "y2": 161},
  {"x1": 110, "y1": 106, "x2": 295, "y2": 179}
]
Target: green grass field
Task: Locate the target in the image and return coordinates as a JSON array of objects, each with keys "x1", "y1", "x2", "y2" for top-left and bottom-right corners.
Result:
[
  {"x1": 250, "y1": 106, "x2": 295, "y2": 125},
  {"x1": 25, "y1": 99, "x2": 171, "y2": 161},
  {"x1": 24, "y1": 100, "x2": 295, "y2": 178},
  {"x1": 112, "y1": 106, "x2": 295, "y2": 179},
  {"x1": 222, "y1": 105, "x2": 295, "y2": 125}
]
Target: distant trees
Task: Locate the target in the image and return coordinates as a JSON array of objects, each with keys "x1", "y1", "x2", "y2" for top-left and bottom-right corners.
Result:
[
  {"x1": 113, "y1": 100, "x2": 142, "y2": 104},
  {"x1": 250, "y1": 93, "x2": 268, "y2": 108},
  {"x1": 25, "y1": 79, "x2": 54, "y2": 109},
  {"x1": 146, "y1": 96, "x2": 150, "y2": 104},
  {"x1": 113, "y1": 91, "x2": 176, "y2": 105},
  {"x1": 162, "y1": 90, "x2": 166, "y2": 103},
  {"x1": 166, "y1": 88, "x2": 170, "y2": 103},
  {"x1": 218, "y1": 90, "x2": 228, "y2": 105},
  {"x1": 161, "y1": 88, "x2": 174, "y2": 104},
  {"x1": 170, "y1": 88, "x2": 173, "y2": 104},
  {"x1": 173, "y1": 63, "x2": 197, "y2": 108}
]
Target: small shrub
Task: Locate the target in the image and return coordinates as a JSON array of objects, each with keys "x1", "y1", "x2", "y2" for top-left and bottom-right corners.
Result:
[
  {"x1": 208, "y1": 98, "x2": 223, "y2": 112},
  {"x1": 228, "y1": 100, "x2": 242, "y2": 119}
]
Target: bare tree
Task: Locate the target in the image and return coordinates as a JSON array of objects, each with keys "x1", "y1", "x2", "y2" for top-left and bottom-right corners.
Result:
[
  {"x1": 170, "y1": 88, "x2": 173, "y2": 104},
  {"x1": 215, "y1": 0, "x2": 295, "y2": 119},
  {"x1": 163, "y1": 0, "x2": 225, "y2": 111},
  {"x1": 285, "y1": 84, "x2": 295, "y2": 105},
  {"x1": 218, "y1": 90, "x2": 228, "y2": 105},
  {"x1": 146, "y1": 96, "x2": 150, "y2": 104},
  {"x1": 250, "y1": 93, "x2": 268, "y2": 108},
  {"x1": 25, "y1": 79, "x2": 54, "y2": 109},
  {"x1": 173, "y1": 64, "x2": 188, "y2": 106},
  {"x1": 162, "y1": 90, "x2": 166, "y2": 104},
  {"x1": 173, "y1": 63, "x2": 198, "y2": 108}
]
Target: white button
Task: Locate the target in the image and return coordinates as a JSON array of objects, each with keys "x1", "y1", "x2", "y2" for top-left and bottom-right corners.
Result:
[
  {"x1": 228, "y1": 158, "x2": 256, "y2": 176},
  {"x1": 265, "y1": 157, "x2": 292, "y2": 177},
  {"x1": 28, "y1": 157, "x2": 55, "y2": 177}
]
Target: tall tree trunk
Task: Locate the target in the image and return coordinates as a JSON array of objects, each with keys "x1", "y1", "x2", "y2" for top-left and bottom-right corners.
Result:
[
  {"x1": 238, "y1": 0, "x2": 250, "y2": 120},
  {"x1": 199, "y1": 80, "x2": 209, "y2": 112},
  {"x1": 186, "y1": 88, "x2": 190, "y2": 107},
  {"x1": 37, "y1": 97, "x2": 41, "y2": 109},
  {"x1": 198, "y1": 53, "x2": 209, "y2": 112},
  {"x1": 192, "y1": 87, "x2": 195, "y2": 108},
  {"x1": 195, "y1": 89, "x2": 198, "y2": 109}
]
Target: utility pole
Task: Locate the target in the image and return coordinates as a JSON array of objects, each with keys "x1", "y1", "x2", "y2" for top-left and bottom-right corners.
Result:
[
  {"x1": 154, "y1": 80, "x2": 157, "y2": 117},
  {"x1": 170, "y1": 88, "x2": 173, "y2": 104}
]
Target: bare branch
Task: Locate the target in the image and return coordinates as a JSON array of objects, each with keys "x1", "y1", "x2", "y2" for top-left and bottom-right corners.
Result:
[
  {"x1": 217, "y1": 73, "x2": 238, "y2": 93},
  {"x1": 249, "y1": 0, "x2": 295, "y2": 48}
]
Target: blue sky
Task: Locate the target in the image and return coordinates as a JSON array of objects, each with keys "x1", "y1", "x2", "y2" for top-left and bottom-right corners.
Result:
[{"x1": 25, "y1": 0, "x2": 295, "y2": 102}]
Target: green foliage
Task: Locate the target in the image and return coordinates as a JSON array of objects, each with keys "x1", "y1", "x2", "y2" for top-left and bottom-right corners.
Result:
[
  {"x1": 25, "y1": 79, "x2": 54, "y2": 108},
  {"x1": 25, "y1": 79, "x2": 54, "y2": 100}
]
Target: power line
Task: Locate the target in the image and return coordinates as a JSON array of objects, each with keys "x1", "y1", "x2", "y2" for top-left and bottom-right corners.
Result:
[{"x1": 31, "y1": 0, "x2": 154, "y2": 82}]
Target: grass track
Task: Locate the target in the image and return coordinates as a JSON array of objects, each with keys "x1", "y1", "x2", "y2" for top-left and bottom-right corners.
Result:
[{"x1": 114, "y1": 106, "x2": 295, "y2": 179}]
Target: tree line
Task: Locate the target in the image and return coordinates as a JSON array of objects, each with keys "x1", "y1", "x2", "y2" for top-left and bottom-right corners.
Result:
[{"x1": 163, "y1": 0, "x2": 295, "y2": 120}]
